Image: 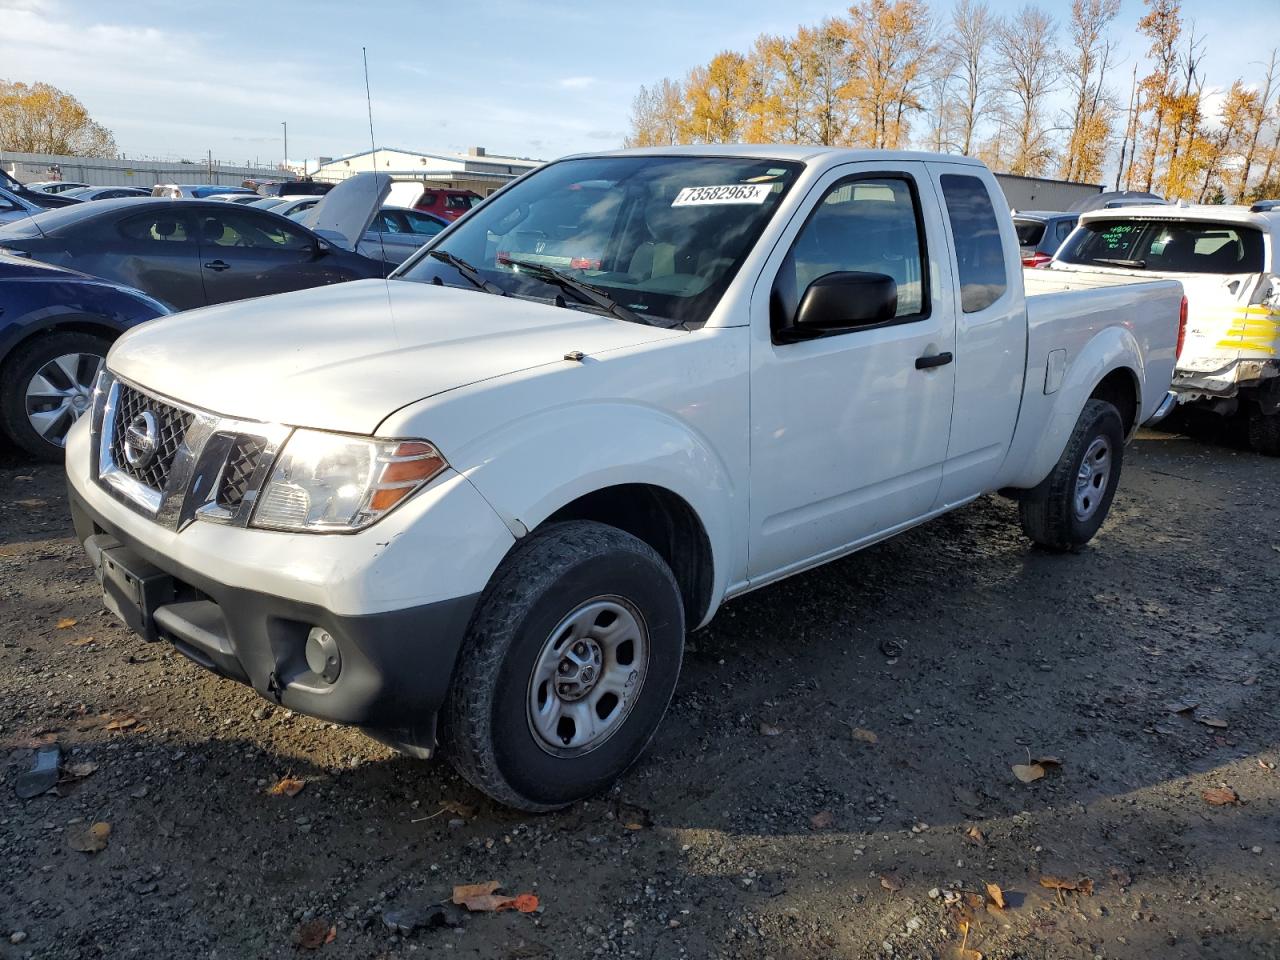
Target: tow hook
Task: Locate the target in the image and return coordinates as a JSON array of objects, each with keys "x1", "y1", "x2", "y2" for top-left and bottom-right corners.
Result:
[{"x1": 266, "y1": 671, "x2": 285, "y2": 703}]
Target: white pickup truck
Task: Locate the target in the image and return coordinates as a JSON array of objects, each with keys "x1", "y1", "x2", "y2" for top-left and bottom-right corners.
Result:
[
  {"x1": 65, "y1": 147, "x2": 1184, "y2": 810},
  {"x1": 1048, "y1": 202, "x2": 1280, "y2": 454}
]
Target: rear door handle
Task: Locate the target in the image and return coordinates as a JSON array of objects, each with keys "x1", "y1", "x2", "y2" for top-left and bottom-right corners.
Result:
[
  {"x1": 203, "y1": 260, "x2": 230, "y2": 272},
  {"x1": 915, "y1": 351, "x2": 953, "y2": 370}
]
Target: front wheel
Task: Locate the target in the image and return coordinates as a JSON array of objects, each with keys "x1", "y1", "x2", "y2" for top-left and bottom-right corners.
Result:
[
  {"x1": 1018, "y1": 398, "x2": 1125, "y2": 550},
  {"x1": 442, "y1": 521, "x2": 685, "y2": 811}
]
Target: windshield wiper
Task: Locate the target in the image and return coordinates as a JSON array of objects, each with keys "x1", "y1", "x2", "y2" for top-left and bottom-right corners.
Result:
[
  {"x1": 505, "y1": 258, "x2": 678, "y2": 328},
  {"x1": 1093, "y1": 257, "x2": 1147, "y2": 269},
  {"x1": 427, "y1": 249, "x2": 506, "y2": 295}
]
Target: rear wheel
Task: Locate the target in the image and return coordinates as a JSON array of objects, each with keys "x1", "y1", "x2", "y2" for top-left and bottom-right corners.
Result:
[
  {"x1": 0, "y1": 332, "x2": 110, "y2": 461},
  {"x1": 1019, "y1": 399, "x2": 1125, "y2": 550},
  {"x1": 442, "y1": 521, "x2": 685, "y2": 811},
  {"x1": 1246, "y1": 409, "x2": 1280, "y2": 457}
]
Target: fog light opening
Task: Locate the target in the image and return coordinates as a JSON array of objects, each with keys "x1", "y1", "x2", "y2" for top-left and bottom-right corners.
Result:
[{"x1": 305, "y1": 627, "x2": 342, "y2": 684}]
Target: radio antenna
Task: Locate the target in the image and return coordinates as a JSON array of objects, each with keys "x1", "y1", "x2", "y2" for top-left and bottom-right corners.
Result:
[{"x1": 362, "y1": 46, "x2": 390, "y2": 272}]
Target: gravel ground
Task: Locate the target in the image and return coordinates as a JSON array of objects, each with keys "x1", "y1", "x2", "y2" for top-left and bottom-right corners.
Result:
[{"x1": 1, "y1": 424, "x2": 1277, "y2": 960}]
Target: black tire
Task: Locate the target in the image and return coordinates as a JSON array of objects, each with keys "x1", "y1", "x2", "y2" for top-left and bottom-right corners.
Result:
[
  {"x1": 442, "y1": 520, "x2": 685, "y2": 811},
  {"x1": 1019, "y1": 398, "x2": 1125, "y2": 550},
  {"x1": 1246, "y1": 409, "x2": 1280, "y2": 457},
  {"x1": 0, "y1": 331, "x2": 111, "y2": 461}
]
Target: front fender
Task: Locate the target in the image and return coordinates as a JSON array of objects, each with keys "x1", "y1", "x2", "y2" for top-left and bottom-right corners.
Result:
[
  {"x1": 1000, "y1": 324, "x2": 1145, "y2": 490},
  {"x1": 449, "y1": 400, "x2": 740, "y2": 617}
]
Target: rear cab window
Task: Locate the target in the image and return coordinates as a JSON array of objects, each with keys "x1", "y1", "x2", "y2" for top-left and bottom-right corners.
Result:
[
  {"x1": 939, "y1": 174, "x2": 1008, "y2": 313},
  {"x1": 1057, "y1": 219, "x2": 1266, "y2": 274}
]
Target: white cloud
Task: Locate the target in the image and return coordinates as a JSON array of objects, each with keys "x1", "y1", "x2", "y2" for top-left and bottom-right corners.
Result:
[{"x1": 558, "y1": 76, "x2": 596, "y2": 90}]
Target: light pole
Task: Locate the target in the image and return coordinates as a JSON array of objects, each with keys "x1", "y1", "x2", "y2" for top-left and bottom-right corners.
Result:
[{"x1": 282, "y1": 121, "x2": 288, "y2": 174}]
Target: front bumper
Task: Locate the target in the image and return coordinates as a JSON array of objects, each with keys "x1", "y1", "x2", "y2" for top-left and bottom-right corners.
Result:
[{"x1": 69, "y1": 480, "x2": 479, "y2": 752}]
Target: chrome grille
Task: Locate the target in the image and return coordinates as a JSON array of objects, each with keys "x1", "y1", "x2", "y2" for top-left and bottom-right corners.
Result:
[
  {"x1": 109, "y1": 384, "x2": 194, "y2": 491},
  {"x1": 216, "y1": 436, "x2": 268, "y2": 511}
]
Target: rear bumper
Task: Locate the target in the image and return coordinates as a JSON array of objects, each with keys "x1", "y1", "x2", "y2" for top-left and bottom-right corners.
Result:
[
  {"x1": 69, "y1": 482, "x2": 478, "y2": 751},
  {"x1": 1142, "y1": 390, "x2": 1179, "y2": 426}
]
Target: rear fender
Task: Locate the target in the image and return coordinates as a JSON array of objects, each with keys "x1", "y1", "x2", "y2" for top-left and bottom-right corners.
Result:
[{"x1": 1000, "y1": 325, "x2": 1145, "y2": 490}]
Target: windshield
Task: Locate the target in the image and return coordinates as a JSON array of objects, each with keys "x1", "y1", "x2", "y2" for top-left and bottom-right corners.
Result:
[
  {"x1": 398, "y1": 155, "x2": 802, "y2": 327},
  {"x1": 1014, "y1": 219, "x2": 1046, "y2": 246},
  {"x1": 1057, "y1": 219, "x2": 1266, "y2": 274}
]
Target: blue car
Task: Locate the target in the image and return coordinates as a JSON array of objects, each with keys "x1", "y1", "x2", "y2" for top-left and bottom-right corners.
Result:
[{"x1": 0, "y1": 253, "x2": 170, "y2": 460}]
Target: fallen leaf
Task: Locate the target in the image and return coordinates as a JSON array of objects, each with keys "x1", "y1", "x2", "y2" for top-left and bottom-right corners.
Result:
[
  {"x1": 105, "y1": 716, "x2": 137, "y2": 732},
  {"x1": 68, "y1": 821, "x2": 111, "y2": 853},
  {"x1": 56, "y1": 617, "x2": 77, "y2": 629},
  {"x1": 963, "y1": 891, "x2": 986, "y2": 910},
  {"x1": 810, "y1": 809, "x2": 834, "y2": 830},
  {"x1": 267, "y1": 776, "x2": 306, "y2": 798},
  {"x1": 505, "y1": 894, "x2": 539, "y2": 913},
  {"x1": 442, "y1": 799, "x2": 477, "y2": 819},
  {"x1": 851, "y1": 727, "x2": 878, "y2": 744},
  {"x1": 1038, "y1": 875, "x2": 1093, "y2": 895},
  {"x1": 1197, "y1": 716, "x2": 1229, "y2": 729},
  {"x1": 948, "y1": 950, "x2": 983, "y2": 960},
  {"x1": 459, "y1": 894, "x2": 514, "y2": 912},
  {"x1": 880, "y1": 873, "x2": 902, "y2": 893},
  {"x1": 294, "y1": 919, "x2": 336, "y2": 949},
  {"x1": 452, "y1": 880, "x2": 502, "y2": 905},
  {"x1": 758, "y1": 722, "x2": 783, "y2": 737},
  {"x1": 1032, "y1": 755, "x2": 1063, "y2": 767},
  {"x1": 1166, "y1": 699, "x2": 1199, "y2": 714},
  {"x1": 966, "y1": 825, "x2": 986, "y2": 846},
  {"x1": 1202, "y1": 787, "x2": 1240, "y2": 806},
  {"x1": 62, "y1": 761, "x2": 99, "y2": 780},
  {"x1": 68, "y1": 636, "x2": 97, "y2": 647},
  {"x1": 1012, "y1": 763, "x2": 1045, "y2": 783},
  {"x1": 985, "y1": 882, "x2": 1006, "y2": 909}
]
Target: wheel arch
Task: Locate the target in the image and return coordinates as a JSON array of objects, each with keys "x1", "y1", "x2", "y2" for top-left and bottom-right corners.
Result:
[{"x1": 539, "y1": 483, "x2": 715, "y2": 629}]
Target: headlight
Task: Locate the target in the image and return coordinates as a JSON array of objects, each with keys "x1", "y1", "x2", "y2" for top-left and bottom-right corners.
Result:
[{"x1": 251, "y1": 429, "x2": 447, "y2": 532}]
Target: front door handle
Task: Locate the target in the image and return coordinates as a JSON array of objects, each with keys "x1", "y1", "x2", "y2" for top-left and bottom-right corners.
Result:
[
  {"x1": 915, "y1": 351, "x2": 953, "y2": 370},
  {"x1": 203, "y1": 260, "x2": 230, "y2": 272}
]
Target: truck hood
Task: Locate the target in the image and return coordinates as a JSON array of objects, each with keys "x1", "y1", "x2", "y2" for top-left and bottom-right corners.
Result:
[{"x1": 108, "y1": 278, "x2": 683, "y2": 434}]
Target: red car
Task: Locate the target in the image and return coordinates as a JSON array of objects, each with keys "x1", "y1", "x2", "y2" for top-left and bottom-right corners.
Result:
[{"x1": 415, "y1": 188, "x2": 482, "y2": 221}]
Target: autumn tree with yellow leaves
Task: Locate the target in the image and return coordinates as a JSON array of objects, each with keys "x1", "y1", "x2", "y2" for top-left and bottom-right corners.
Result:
[
  {"x1": 0, "y1": 80, "x2": 117, "y2": 157},
  {"x1": 625, "y1": 0, "x2": 1280, "y2": 202}
]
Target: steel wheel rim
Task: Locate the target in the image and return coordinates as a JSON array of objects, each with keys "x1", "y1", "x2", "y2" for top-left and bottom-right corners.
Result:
[
  {"x1": 25, "y1": 352, "x2": 103, "y2": 447},
  {"x1": 1074, "y1": 435, "x2": 1112, "y2": 520},
  {"x1": 526, "y1": 596, "x2": 649, "y2": 758}
]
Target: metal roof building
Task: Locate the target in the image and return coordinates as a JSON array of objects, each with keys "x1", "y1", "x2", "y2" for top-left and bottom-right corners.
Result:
[{"x1": 312, "y1": 146, "x2": 542, "y2": 195}]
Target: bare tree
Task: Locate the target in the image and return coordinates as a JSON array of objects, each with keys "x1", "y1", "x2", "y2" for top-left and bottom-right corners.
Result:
[
  {"x1": 993, "y1": 5, "x2": 1060, "y2": 176},
  {"x1": 1238, "y1": 48, "x2": 1279, "y2": 197},
  {"x1": 944, "y1": 0, "x2": 1000, "y2": 156}
]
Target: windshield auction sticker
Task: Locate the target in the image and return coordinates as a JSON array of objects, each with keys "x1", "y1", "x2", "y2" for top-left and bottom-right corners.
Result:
[{"x1": 671, "y1": 184, "x2": 773, "y2": 206}]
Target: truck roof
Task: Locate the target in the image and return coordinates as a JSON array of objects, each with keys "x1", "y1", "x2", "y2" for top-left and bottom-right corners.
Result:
[
  {"x1": 1078, "y1": 202, "x2": 1280, "y2": 232},
  {"x1": 579, "y1": 144, "x2": 989, "y2": 167}
]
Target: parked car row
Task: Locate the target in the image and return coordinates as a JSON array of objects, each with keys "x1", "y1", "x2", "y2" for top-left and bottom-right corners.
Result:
[{"x1": 0, "y1": 174, "x2": 451, "y2": 459}]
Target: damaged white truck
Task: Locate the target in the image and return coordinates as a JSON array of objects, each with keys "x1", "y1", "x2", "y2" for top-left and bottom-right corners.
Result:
[
  {"x1": 1048, "y1": 202, "x2": 1280, "y2": 454},
  {"x1": 66, "y1": 147, "x2": 1184, "y2": 810}
]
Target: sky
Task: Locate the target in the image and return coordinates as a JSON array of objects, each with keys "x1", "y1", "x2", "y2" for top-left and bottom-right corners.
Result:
[{"x1": 2, "y1": 0, "x2": 1278, "y2": 169}]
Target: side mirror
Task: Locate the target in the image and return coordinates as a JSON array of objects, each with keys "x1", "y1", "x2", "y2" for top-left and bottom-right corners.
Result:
[
  {"x1": 793, "y1": 271, "x2": 898, "y2": 334},
  {"x1": 312, "y1": 238, "x2": 331, "y2": 259}
]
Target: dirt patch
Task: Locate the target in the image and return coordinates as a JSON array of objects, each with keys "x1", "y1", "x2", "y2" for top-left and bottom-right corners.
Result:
[{"x1": 1, "y1": 429, "x2": 1277, "y2": 958}]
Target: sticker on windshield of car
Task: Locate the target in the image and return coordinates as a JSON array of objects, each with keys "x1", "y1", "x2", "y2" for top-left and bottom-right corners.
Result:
[{"x1": 671, "y1": 184, "x2": 773, "y2": 206}]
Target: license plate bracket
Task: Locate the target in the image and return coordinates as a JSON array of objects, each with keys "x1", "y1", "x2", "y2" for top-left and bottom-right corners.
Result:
[{"x1": 92, "y1": 538, "x2": 176, "y2": 642}]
